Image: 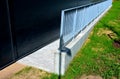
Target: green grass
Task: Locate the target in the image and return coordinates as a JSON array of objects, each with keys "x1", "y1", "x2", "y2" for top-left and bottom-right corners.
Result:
[
  {"x1": 10, "y1": 1, "x2": 120, "y2": 79},
  {"x1": 101, "y1": 1, "x2": 120, "y2": 37}
]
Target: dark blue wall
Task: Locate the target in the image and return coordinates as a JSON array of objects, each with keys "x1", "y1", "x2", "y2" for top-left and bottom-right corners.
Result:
[{"x1": 0, "y1": 0, "x2": 14, "y2": 68}]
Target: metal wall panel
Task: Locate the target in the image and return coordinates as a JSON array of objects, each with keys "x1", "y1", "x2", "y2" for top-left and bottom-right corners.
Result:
[
  {"x1": 0, "y1": 0, "x2": 14, "y2": 69},
  {"x1": 60, "y1": 0, "x2": 111, "y2": 50}
]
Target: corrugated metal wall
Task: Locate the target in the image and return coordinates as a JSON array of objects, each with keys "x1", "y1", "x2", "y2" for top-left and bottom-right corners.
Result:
[{"x1": 60, "y1": 0, "x2": 112, "y2": 50}]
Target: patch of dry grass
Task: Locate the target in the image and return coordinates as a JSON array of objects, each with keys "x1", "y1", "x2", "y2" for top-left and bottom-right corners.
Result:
[
  {"x1": 97, "y1": 28, "x2": 113, "y2": 36},
  {"x1": 75, "y1": 74, "x2": 102, "y2": 79},
  {"x1": 9, "y1": 67, "x2": 50, "y2": 79}
]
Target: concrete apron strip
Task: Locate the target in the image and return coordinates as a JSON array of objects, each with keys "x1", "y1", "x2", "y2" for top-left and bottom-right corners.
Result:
[{"x1": 18, "y1": 39, "x2": 59, "y2": 73}]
